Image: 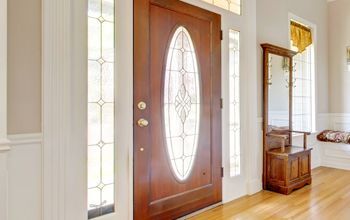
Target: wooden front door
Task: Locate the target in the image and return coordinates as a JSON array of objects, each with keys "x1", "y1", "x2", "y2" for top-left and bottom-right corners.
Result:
[{"x1": 134, "y1": 0, "x2": 222, "y2": 219}]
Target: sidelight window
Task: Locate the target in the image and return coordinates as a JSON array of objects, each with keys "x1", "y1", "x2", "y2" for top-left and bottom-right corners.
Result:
[
  {"x1": 88, "y1": 0, "x2": 115, "y2": 218},
  {"x1": 229, "y1": 30, "x2": 241, "y2": 177}
]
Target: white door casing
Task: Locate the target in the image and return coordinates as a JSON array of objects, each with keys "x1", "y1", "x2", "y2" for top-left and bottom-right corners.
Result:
[
  {"x1": 42, "y1": 0, "x2": 87, "y2": 219},
  {"x1": 42, "y1": 0, "x2": 133, "y2": 219}
]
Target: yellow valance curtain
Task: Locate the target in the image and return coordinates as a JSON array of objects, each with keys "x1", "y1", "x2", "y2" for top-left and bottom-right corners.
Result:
[{"x1": 290, "y1": 21, "x2": 312, "y2": 53}]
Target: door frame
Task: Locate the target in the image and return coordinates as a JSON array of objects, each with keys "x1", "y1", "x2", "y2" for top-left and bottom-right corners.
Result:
[
  {"x1": 133, "y1": 0, "x2": 222, "y2": 218},
  {"x1": 42, "y1": 0, "x2": 133, "y2": 219},
  {"x1": 42, "y1": 0, "x2": 259, "y2": 219}
]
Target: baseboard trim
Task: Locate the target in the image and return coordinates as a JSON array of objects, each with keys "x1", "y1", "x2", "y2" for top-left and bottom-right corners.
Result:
[
  {"x1": 322, "y1": 160, "x2": 350, "y2": 171},
  {"x1": 8, "y1": 133, "x2": 42, "y2": 146},
  {"x1": 247, "y1": 179, "x2": 262, "y2": 195}
]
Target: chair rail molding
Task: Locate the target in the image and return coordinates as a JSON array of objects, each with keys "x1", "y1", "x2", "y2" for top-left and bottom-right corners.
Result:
[
  {"x1": 0, "y1": 0, "x2": 10, "y2": 219},
  {"x1": 42, "y1": 0, "x2": 87, "y2": 219}
]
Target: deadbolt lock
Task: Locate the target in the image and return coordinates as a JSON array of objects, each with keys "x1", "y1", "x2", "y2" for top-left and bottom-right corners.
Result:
[
  {"x1": 137, "y1": 118, "x2": 149, "y2": 127},
  {"x1": 137, "y1": 101, "x2": 147, "y2": 110}
]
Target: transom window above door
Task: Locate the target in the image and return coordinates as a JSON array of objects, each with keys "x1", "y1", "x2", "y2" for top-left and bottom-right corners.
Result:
[{"x1": 202, "y1": 0, "x2": 241, "y2": 15}]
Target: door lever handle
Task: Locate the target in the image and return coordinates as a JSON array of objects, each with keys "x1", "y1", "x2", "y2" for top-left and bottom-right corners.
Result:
[{"x1": 138, "y1": 118, "x2": 149, "y2": 127}]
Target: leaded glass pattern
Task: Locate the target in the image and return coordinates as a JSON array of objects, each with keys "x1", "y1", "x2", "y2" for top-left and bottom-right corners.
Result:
[
  {"x1": 88, "y1": 0, "x2": 115, "y2": 218},
  {"x1": 202, "y1": 0, "x2": 241, "y2": 15},
  {"x1": 164, "y1": 26, "x2": 200, "y2": 182},
  {"x1": 229, "y1": 30, "x2": 241, "y2": 177}
]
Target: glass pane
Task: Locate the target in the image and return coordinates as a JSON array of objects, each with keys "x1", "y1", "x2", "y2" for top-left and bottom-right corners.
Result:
[
  {"x1": 229, "y1": 30, "x2": 241, "y2": 177},
  {"x1": 164, "y1": 26, "x2": 200, "y2": 182},
  {"x1": 202, "y1": 0, "x2": 241, "y2": 15},
  {"x1": 88, "y1": 0, "x2": 101, "y2": 18},
  {"x1": 102, "y1": 0, "x2": 114, "y2": 21},
  {"x1": 88, "y1": 61, "x2": 101, "y2": 103},
  {"x1": 88, "y1": 0, "x2": 115, "y2": 218},
  {"x1": 102, "y1": 21, "x2": 114, "y2": 62},
  {"x1": 88, "y1": 18, "x2": 101, "y2": 60},
  {"x1": 292, "y1": 45, "x2": 314, "y2": 132},
  {"x1": 88, "y1": 145, "x2": 101, "y2": 188},
  {"x1": 88, "y1": 103, "x2": 101, "y2": 145}
]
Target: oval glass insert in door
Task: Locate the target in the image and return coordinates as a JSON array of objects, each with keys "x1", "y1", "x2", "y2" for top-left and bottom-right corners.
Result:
[{"x1": 163, "y1": 26, "x2": 201, "y2": 182}]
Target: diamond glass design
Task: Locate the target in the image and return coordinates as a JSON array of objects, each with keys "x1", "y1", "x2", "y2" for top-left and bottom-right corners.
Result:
[
  {"x1": 88, "y1": 0, "x2": 115, "y2": 218},
  {"x1": 164, "y1": 26, "x2": 200, "y2": 182},
  {"x1": 229, "y1": 30, "x2": 241, "y2": 177}
]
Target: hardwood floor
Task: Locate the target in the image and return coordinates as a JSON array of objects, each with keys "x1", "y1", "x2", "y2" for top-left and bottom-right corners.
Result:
[{"x1": 190, "y1": 167, "x2": 350, "y2": 220}]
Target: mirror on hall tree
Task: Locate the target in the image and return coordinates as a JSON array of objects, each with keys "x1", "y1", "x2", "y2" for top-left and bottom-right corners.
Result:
[{"x1": 267, "y1": 54, "x2": 290, "y2": 131}]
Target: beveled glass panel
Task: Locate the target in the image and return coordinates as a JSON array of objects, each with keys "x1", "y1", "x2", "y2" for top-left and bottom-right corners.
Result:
[
  {"x1": 88, "y1": 18, "x2": 101, "y2": 60},
  {"x1": 202, "y1": 0, "x2": 241, "y2": 15},
  {"x1": 229, "y1": 30, "x2": 241, "y2": 177},
  {"x1": 88, "y1": 61, "x2": 101, "y2": 103},
  {"x1": 88, "y1": 188, "x2": 102, "y2": 209},
  {"x1": 102, "y1": 144, "x2": 114, "y2": 184},
  {"x1": 88, "y1": 145, "x2": 102, "y2": 188},
  {"x1": 102, "y1": 0, "x2": 114, "y2": 21},
  {"x1": 101, "y1": 103, "x2": 114, "y2": 143},
  {"x1": 101, "y1": 63, "x2": 114, "y2": 102},
  {"x1": 88, "y1": 103, "x2": 101, "y2": 145},
  {"x1": 88, "y1": 0, "x2": 101, "y2": 18},
  {"x1": 101, "y1": 184, "x2": 114, "y2": 206},
  {"x1": 88, "y1": 0, "x2": 115, "y2": 217},
  {"x1": 164, "y1": 26, "x2": 200, "y2": 182},
  {"x1": 102, "y1": 21, "x2": 114, "y2": 62}
]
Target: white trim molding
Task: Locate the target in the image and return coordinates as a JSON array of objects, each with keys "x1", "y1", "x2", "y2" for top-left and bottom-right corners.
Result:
[
  {"x1": 0, "y1": 0, "x2": 10, "y2": 219},
  {"x1": 0, "y1": 0, "x2": 8, "y2": 147},
  {"x1": 42, "y1": 0, "x2": 87, "y2": 219},
  {"x1": 8, "y1": 133, "x2": 42, "y2": 146},
  {"x1": 0, "y1": 0, "x2": 9, "y2": 149},
  {"x1": 0, "y1": 148, "x2": 10, "y2": 220}
]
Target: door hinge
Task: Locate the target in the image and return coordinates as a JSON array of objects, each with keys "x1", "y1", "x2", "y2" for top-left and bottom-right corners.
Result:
[
  {"x1": 221, "y1": 167, "x2": 224, "y2": 178},
  {"x1": 220, "y1": 30, "x2": 223, "y2": 41},
  {"x1": 220, "y1": 98, "x2": 223, "y2": 109}
]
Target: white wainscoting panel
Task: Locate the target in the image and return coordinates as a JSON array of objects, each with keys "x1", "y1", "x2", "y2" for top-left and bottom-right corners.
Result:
[
  {"x1": 318, "y1": 113, "x2": 350, "y2": 170},
  {"x1": 7, "y1": 134, "x2": 42, "y2": 220},
  {"x1": 329, "y1": 113, "x2": 350, "y2": 131},
  {"x1": 0, "y1": 147, "x2": 10, "y2": 220}
]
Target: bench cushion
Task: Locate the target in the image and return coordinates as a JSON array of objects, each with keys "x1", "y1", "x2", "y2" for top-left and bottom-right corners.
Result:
[{"x1": 317, "y1": 130, "x2": 350, "y2": 144}]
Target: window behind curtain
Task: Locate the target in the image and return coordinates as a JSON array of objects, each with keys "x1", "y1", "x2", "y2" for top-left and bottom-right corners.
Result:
[{"x1": 290, "y1": 21, "x2": 316, "y2": 132}]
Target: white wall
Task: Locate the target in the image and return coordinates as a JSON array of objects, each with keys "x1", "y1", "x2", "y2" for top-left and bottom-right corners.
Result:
[
  {"x1": 8, "y1": 0, "x2": 42, "y2": 134},
  {"x1": 328, "y1": 0, "x2": 350, "y2": 114}
]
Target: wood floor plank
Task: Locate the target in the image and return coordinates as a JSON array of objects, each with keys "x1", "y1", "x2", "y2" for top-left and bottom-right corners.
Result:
[{"x1": 190, "y1": 167, "x2": 350, "y2": 220}]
